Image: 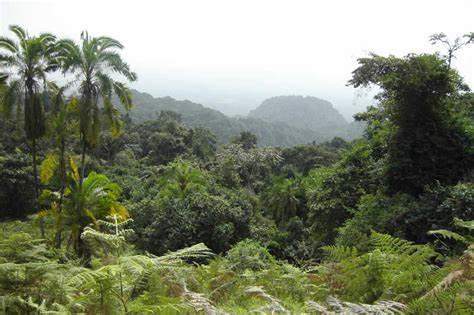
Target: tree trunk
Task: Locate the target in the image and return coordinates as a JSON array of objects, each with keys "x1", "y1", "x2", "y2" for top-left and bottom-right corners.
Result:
[
  {"x1": 77, "y1": 232, "x2": 92, "y2": 267},
  {"x1": 32, "y1": 137, "x2": 45, "y2": 238},
  {"x1": 80, "y1": 133, "x2": 87, "y2": 185},
  {"x1": 55, "y1": 138, "x2": 66, "y2": 248}
]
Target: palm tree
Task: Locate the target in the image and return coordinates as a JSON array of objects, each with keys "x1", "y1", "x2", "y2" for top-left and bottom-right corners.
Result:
[
  {"x1": 41, "y1": 157, "x2": 127, "y2": 261},
  {"x1": 57, "y1": 31, "x2": 136, "y2": 183},
  {"x1": 158, "y1": 160, "x2": 207, "y2": 200},
  {"x1": 262, "y1": 176, "x2": 304, "y2": 224},
  {"x1": 66, "y1": 166, "x2": 127, "y2": 260},
  {"x1": 0, "y1": 25, "x2": 58, "y2": 236}
]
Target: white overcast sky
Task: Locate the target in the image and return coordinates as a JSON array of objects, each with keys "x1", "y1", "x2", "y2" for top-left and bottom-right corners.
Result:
[{"x1": 1, "y1": 0, "x2": 473, "y2": 119}]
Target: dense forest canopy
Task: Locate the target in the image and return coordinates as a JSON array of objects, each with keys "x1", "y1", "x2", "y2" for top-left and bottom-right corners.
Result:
[{"x1": 0, "y1": 25, "x2": 473, "y2": 314}]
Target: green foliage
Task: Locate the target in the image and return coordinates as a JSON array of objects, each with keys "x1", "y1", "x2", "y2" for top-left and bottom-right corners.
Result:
[
  {"x1": 307, "y1": 140, "x2": 381, "y2": 245},
  {"x1": 231, "y1": 131, "x2": 258, "y2": 150},
  {"x1": 261, "y1": 175, "x2": 306, "y2": 224},
  {"x1": 225, "y1": 239, "x2": 276, "y2": 271},
  {"x1": 281, "y1": 143, "x2": 340, "y2": 174},
  {"x1": 189, "y1": 127, "x2": 217, "y2": 161},
  {"x1": 1, "y1": 26, "x2": 474, "y2": 314},
  {"x1": 143, "y1": 185, "x2": 253, "y2": 254},
  {"x1": 0, "y1": 25, "x2": 57, "y2": 139},
  {"x1": 429, "y1": 218, "x2": 474, "y2": 246},
  {"x1": 397, "y1": 182, "x2": 474, "y2": 248},
  {"x1": 157, "y1": 159, "x2": 208, "y2": 201},
  {"x1": 321, "y1": 232, "x2": 439, "y2": 304},
  {"x1": 40, "y1": 158, "x2": 128, "y2": 258},
  {"x1": 214, "y1": 143, "x2": 282, "y2": 192},
  {"x1": 0, "y1": 150, "x2": 35, "y2": 219},
  {"x1": 350, "y1": 53, "x2": 472, "y2": 196},
  {"x1": 336, "y1": 193, "x2": 414, "y2": 250}
]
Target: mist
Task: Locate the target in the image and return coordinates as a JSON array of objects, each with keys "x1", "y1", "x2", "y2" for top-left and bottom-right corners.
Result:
[{"x1": 1, "y1": 0, "x2": 473, "y2": 120}]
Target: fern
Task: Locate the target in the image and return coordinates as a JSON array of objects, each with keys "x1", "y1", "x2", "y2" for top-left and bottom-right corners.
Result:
[
  {"x1": 319, "y1": 232, "x2": 440, "y2": 303},
  {"x1": 322, "y1": 245, "x2": 358, "y2": 262},
  {"x1": 429, "y1": 217, "x2": 474, "y2": 245},
  {"x1": 151, "y1": 243, "x2": 214, "y2": 266}
]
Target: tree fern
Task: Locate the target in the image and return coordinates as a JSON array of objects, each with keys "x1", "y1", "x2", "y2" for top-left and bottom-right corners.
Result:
[{"x1": 319, "y1": 232, "x2": 440, "y2": 303}]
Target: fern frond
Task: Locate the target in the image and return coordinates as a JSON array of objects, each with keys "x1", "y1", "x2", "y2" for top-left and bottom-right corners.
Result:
[
  {"x1": 453, "y1": 218, "x2": 474, "y2": 230},
  {"x1": 428, "y1": 229, "x2": 467, "y2": 243},
  {"x1": 322, "y1": 245, "x2": 358, "y2": 262},
  {"x1": 151, "y1": 243, "x2": 214, "y2": 266}
]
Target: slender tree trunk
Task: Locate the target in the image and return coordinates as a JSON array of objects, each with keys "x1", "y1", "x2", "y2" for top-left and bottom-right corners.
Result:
[
  {"x1": 77, "y1": 136, "x2": 90, "y2": 264},
  {"x1": 76, "y1": 84, "x2": 92, "y2": 262},
  {"x1": 55, "y1": 138, "x2": 66, "y2": 248},
  {"x1": 31, "y1": 137, "x2": 45, "y2": 238},
  {"x1": 80, "y1": 133, "x2": 87, "y2": 185},
  {"x1": 447, "y1": 49, "x2": 453, "y2": 70},
  {"x1": 77, "y1": 235, "x2": 92, "y2": 267},
  {"x1": 54, "y1": 228, "x2": 62, "y2": 249}
]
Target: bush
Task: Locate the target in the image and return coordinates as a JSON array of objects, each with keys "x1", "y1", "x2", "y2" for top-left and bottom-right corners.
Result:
[
  {"x1": 0, "y1": 150, "x2": 35, "y2": 219},
  {"x1": 226, "y1": 239, "x2": 276, "y2": 271}
]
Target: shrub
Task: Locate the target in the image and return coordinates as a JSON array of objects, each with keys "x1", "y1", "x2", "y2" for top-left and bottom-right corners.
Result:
[{"x1": 226, "y1": 239, "x2": 276, "y2": 272}]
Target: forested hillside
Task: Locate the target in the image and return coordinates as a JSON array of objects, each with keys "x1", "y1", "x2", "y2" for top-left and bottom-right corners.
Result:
[
  {"x1": 122, "y1": 90, "x2": 362, "y2": 146},
  {"x1": 249, "y1": 95, "x2": 365, "y2": 140},
  {"x1": 0, "y1": 25, "x2": 473, "y2": 314}
]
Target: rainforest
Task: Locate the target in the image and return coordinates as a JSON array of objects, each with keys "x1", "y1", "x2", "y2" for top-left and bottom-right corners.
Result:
[{"x1": 0, "y1": 12, "x2": 474, "y2": 315}]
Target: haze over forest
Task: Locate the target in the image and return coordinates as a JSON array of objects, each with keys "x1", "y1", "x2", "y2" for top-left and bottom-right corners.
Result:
[
  {"x1": 2, "y1": 0, "x2": 473, "y2": 119},
  {"x1": 1, "y1": 1, "x2": 474, "y2": 313}
]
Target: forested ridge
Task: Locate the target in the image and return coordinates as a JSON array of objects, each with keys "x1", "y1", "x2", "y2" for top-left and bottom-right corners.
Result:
[
  {"x1": 118, "y1": 90, "x2": 363, "y2": 147},
  {"x1": 0, "y1": 25, "x2": 473, "y2": 314}
]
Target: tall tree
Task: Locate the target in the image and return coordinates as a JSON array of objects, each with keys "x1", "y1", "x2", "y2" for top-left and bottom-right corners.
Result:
[
  {"x1": 0, "y1": 25, "x2": 58, "y2": 235},
  {"x1": 57, "y1": 31, "x2": 137, "y2": 183},
  {"x1": 349, "y1": 53, "x2": 471, "y2": 195}
]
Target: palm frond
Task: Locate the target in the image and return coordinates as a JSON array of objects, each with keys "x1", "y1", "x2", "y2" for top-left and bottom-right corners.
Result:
[
  {"x1": 113, "y1": 81, "x2": 133, "y2": 110},
  {"x1": 1, "y1": 79, "x2": 21, "y2": 118},
  {"x1": 40, "y1": 152, "x2": 59, "y2": 184},
  {"x1": 9, "y1": 25, "x2": 27, "y2": 41},
  {"x1": 0, "y1": 36, "x2": 19, "y2": 53},
  {"x1": 97, "y1": 36, "x2": 124, "y2": 50}
]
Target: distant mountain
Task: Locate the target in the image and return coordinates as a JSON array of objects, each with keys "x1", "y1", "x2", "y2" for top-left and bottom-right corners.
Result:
[
  {"x1": 122, "y1": 90, "x2": 363, "y2": 147},
  {"x1": 248, "y1": 95, "x2": 363, "y2": 140}
]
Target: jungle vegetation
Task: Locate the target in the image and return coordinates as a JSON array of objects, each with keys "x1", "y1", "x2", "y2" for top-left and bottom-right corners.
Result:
[{"x1": 0, "y1": 26, "x2": 473, "y2": 314}]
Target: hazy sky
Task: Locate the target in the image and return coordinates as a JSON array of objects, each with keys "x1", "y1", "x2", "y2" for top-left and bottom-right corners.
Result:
[{"x1": 1, "y1": 0, "x2": 473, "y2": 119}]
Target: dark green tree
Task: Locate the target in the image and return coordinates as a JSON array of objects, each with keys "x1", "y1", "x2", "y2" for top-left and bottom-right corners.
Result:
[
  {"x1": 190, "y1": 127, "x2": 217, "y2": 161},
  {"x1": 349, "y1": 54, "x2": 471, "y2": 196},
  {"x1": 262, "y1": 175, "x2": 306, "y2": 224},
  {"x1": 231, "y1": 131, "x2": 258, "y2": 150}
]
